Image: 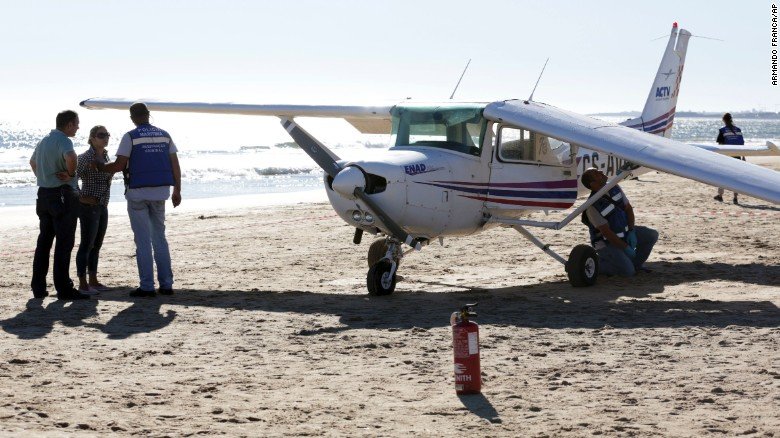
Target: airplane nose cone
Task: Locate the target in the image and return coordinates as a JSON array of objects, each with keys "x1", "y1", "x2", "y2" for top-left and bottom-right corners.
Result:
[{"x1": 332, "y1": 166, "x2": 366, "y2": 200}]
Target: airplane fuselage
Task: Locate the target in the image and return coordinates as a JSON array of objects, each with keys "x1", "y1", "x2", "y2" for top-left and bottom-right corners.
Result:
[{"x1": 324, "y1": 111, "x2": 645, "y2": 240}]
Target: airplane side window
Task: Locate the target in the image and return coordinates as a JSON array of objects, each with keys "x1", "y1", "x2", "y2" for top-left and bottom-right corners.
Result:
[{"x1": 498, "y1": 126, "x2": 535, "y2": 162}]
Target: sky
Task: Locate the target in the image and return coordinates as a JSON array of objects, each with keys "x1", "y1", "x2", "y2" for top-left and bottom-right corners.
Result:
[{"x1": 1, "y1": 0, "x2": 778, "y2": 147}]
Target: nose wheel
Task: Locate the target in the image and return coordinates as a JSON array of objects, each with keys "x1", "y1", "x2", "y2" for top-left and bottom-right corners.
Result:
[
  {"x1": 366, "y1": 238, "x2": 401, "y2": 295},
  {"x1": 367, "y1": 259, "x2": 397, "y2": 295}
]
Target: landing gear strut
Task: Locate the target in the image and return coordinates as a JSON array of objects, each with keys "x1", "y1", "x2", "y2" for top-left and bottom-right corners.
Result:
[{"x1": 366, "y1": 238, "x2": 401, "y2": 295}]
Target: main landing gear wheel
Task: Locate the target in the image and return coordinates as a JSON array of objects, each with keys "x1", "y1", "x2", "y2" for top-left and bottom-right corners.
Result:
[
  {"x1": 566, "y1": 244, "x2": 599, "y2": 287},
  {"x1": 367, "y1": 238, "x2": 389, "y2": 267},
  {"x1": 367, "y1": 260, "x2": 397, "y2": 296}
]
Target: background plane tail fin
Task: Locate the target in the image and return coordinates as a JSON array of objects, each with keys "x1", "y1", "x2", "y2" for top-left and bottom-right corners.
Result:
[{"x1": 621, "y1": 23, "x2": 691, "y2": 138}]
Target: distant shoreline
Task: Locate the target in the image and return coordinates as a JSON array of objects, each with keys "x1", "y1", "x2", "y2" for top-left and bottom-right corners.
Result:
[{"x1": 591, "y1": 111, "x2": 780, "y2": 119}]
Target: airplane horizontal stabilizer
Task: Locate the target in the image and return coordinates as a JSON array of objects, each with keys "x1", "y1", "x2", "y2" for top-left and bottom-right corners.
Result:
[{"x1": 688, "y1": 141, "x2": 780, "y2": 157}]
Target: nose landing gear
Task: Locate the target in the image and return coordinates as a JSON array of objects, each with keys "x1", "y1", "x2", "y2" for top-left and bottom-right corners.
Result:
[{"x1": 366, "y1": 238, "x2": 401, "y2": 295}]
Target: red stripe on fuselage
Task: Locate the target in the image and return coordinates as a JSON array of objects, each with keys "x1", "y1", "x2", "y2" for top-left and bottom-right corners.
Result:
[{"x1": 461, "y1": 195, "x2": 574, "y2": 209}]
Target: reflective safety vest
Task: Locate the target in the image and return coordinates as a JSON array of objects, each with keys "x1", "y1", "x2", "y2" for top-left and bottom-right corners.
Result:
[
  {"x1": 583, "y1": 186, "x2": 629, "y2": 246},
  {"x1": 719, "y1": 125, "x2": 745, "y2": 145},
  {"x1": 127, "y1": 124, "x2": 174, "y2": 189}
]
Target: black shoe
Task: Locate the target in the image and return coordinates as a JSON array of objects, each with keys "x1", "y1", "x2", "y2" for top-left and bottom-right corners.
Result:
[
  {"x1": 57, "y1": 289, "x2": 90, "y2": 300},
  {"x1": 158, "y1": 288, "x2": 174, "y2": 295},
  {"x1": 713, "y1": 195, "x2": 723, "y2": 202},
  {"x1": 130, "y1": 288, "x2": 156, "y2": 298},
  {"x1": 32, "y1": 290, "x2": 49, "y2": 299}
]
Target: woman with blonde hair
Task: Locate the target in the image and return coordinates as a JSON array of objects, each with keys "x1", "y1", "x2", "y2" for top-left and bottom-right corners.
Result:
[{"x1": 75, "y1": 125, "x2": 114, "y2": 293}]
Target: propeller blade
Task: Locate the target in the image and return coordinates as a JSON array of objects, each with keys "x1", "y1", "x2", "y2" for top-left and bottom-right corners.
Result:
[
  {"x1": 279, "y1": 118, "x2": 419, "y2": 250},
  {"x1": 354, "y1": 187, "x2": 421, "y2": 250},
  {"x1": 280, "y1": 118, "x2": 342, "y2": 178}
]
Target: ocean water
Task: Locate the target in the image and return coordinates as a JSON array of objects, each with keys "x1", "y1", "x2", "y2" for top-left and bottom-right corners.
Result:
[
  {"x1": 0, "y1": 118, "x2": 389, "y2": 207},
  {"x1": 2, "y1": 117, "x2": 778, "y2": 207}
]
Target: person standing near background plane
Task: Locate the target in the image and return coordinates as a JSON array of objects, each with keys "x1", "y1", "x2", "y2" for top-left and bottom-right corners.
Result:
[{"x1": 714, "y1": 113, "x2": 745, "y2": 204}]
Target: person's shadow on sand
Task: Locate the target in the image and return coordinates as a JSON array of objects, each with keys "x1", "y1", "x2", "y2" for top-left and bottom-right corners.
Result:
[
  {"x1": 1, "y1": 298, "x2": 98, "y2": 339},
  {"x1": 93, "y1": 292, "x2": 177, "y2": 340},
  {"x1": 2, "y1": 291, "x2": 177, "y2": 340}
]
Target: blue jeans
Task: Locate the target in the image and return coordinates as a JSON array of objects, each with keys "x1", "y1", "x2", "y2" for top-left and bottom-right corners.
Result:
[
  {"x1": 31, "y1": 186, "x2": 79, "y2": 296},
  {"x1": 127, "y1": 200, "x2": 173, "y2": 291},
  {"x1": 76, "y1": 203, "x2": 109, "y2": 277},
  {"x1": 596, "y1": 226, "x2": 659, "y2": 277}
]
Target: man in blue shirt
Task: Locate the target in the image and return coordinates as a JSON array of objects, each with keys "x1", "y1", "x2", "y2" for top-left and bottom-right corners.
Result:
[{"x1": 29, "y1": 110, "x2": 89, "y2": 300}]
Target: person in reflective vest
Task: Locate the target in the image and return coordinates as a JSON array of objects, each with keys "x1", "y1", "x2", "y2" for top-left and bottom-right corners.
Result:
[
  {"x1": 580, "y1": 168, "x2": 658, "y2": 277},
  {"x1": 714, "y1": 112, "x2": 745, "y2": 204},
  {"x1": 95, "y1": 102, "x2": 182, "y2": 297}
]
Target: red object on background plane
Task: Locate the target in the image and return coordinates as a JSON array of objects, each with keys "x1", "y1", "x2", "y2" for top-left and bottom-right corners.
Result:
[{"x1": 451, "y1": 304, "x2": 481, "y2": 394}]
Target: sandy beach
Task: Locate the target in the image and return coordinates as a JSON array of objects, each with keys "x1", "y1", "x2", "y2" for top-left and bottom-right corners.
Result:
[{"x1": 1, "y1": 158, "x2": 778, "y2": 437}]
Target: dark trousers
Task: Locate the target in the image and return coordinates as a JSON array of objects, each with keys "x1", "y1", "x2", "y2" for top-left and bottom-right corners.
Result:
[
  {"x1": 76, "y1": 203, "x2": 109, "y2": 277},
  {"x1": 31, "y1": 186, "x2": 79, "y2": 296}
]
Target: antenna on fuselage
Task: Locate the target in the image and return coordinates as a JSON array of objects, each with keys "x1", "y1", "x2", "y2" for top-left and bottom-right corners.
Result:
[
  {"x1": 527, "y1": 58, "x2": 549, "y2": 102},
  {"x1": 449, "y1": 59, "x2": 471, "y2": 100}
]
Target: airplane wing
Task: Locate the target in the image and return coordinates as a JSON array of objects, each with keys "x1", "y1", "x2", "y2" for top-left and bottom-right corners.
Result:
[
  {"x1": 688, "y1": 141, "x2": 780, "y2": 157},
  {"x1": 484, "y1": 100, "x2": 780, "y2": 204},
  {"x1": 79, "y1": 98, "x2": 394, "y2": 134}
]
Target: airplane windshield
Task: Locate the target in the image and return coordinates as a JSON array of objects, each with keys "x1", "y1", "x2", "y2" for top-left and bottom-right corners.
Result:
[{"x1": 391, "y1": 104, "x2": 487, "y2": 156}]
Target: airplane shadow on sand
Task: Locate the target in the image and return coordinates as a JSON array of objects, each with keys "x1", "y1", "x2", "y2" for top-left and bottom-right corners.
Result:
[
  {"x1": 4, "y1": 260, "x2": 777, "y2": 340},
  {"x1": 91, "y1": 260, "x2": 780, "y2": 336},
  {"x1": 735, "y1": 202, "x2": 780, "y2": 212}
]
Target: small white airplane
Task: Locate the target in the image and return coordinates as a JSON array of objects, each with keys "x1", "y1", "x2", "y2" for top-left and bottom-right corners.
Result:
[{"x1": 81, "y1": 23, "x2": 780, "y2": 295}]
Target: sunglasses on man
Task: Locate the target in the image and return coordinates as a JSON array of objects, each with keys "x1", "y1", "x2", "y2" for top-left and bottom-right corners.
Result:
[{"x1": 96, "y1": 132, "x2": 111, "y2": 139}]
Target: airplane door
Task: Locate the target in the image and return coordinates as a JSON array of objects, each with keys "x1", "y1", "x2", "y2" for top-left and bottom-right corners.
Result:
[
  {"x1": 404, "y1": 161, "x2": 452, "y2": 235},
  {"x1": 486, "y1": 125, "x2": 578, "y2": 218}
]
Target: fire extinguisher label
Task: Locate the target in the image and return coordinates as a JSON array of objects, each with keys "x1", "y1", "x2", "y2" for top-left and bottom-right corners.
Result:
[
  {"x1": 468, "y1": 332, "x2": 478, "y2": 355},
  {"x1": 454, "y1": 336, "x2": 469, "y2": 358}
]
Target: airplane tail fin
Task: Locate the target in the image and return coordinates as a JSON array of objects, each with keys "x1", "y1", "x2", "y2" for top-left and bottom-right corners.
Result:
[{"x1": 621, "y1": 23, "x2": 691, "y2": 138}]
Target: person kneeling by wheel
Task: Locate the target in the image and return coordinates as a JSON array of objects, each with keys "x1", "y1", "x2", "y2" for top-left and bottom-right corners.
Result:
[{"x1": 580, "y1": 168, "x2": 658, "y2": 277}]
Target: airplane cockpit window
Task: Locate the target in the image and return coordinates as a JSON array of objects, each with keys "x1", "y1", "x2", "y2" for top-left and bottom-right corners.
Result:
[
  {"x1": 498, "y1": 127, "x2": 535, "y2": 161},
  {"x1": 391, "y1": 104, "x2": 487, "y2": 157},
  {"x1": 498, "y1": 125, "x2": 573, "y2": 167}
]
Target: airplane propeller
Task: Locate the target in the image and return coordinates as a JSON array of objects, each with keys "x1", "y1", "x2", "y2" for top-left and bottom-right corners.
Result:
[{"x1": 280, "y1": 118, "x2": 421, "y2": 250}]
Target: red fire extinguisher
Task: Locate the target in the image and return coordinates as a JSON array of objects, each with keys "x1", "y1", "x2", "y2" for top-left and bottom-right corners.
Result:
[{"x1": 451, "y1": 303, "x2": 480, "y2": 394}]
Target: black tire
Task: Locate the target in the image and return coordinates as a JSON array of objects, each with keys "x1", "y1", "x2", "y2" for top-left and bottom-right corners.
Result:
[
  {"x1": 367, "y1": 238, "x2": 389, "y2": 267},
  {"x1": 367, "y1": 260, "x2": 396, "y2": 295},
  {"x1": 565, "y1": 244, "x2": 599, "y2": 287}
]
